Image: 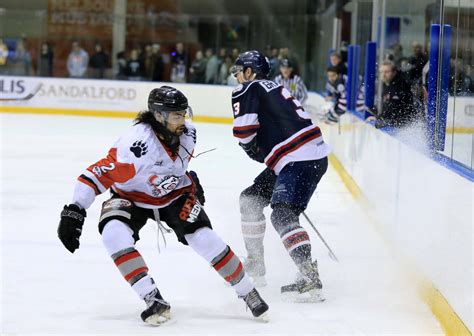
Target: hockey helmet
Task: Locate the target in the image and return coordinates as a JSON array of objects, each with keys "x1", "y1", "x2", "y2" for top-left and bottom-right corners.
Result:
[
  {"x1": 148, "y1": 86, "x2": 192, "y2": 118},
  {"x1": 231, "y1": 50, "x2": 271, "y2": 79}
]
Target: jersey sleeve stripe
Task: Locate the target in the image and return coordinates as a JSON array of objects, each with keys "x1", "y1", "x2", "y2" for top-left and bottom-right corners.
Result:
[
  {"x1": 83, "y1": 170, "x2": 107, "y2": 193},
  {"x1": 78, "y1": 175, "x2": 101, "y2": 195},
  {"x1": 233, "y1": 125, "x2": 260, "y2": 138},
  {"x1": 233, "y1": 113, "x2": 259, "y2": 127},
  {"x1": 266, "y1": 126, "x2": 322, "y2": 169}
]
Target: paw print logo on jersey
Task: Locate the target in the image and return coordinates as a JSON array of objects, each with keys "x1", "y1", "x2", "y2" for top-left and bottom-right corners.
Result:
[{"x1": 130, "y1": 140, "x2": 148, "y2": 158}]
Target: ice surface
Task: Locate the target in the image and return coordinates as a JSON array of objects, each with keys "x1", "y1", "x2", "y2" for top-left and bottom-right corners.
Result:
[{"x1": 0, "y1": 114, "x2": 442, "y2": 335}]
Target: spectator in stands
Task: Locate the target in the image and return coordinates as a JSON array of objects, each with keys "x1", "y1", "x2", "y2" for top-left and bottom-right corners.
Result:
[
  {"x1": 388, "y1": 43, "x2": 406, "y2": 69},
  {"x1": 150, "y1": 43, "x2": 164, "y2": 82},
  {"x1": 274, "y1": 58, "x2": 308, "y2": 104},
  {"x1": 0, "y1": 39, "x2": 9, "y2": 74},
  {"x1": 125, "y1": 49, "x2": 143, "y2": 81},
  {"x1": 278, "y1": 47, "x2": 300, "y2": 76},
  {"x1": 189, "y1": 50, "x2": 206, "y2": 84},
  {"x1": 10, "y1": 39, "x2": 33, "y2": 76},
  {"x1": 89, "y1": 43, "x2": 109, "y2": 79},
  {"x1": 143, "y1": 44, "x2": 153, "y2": 80},
  {"x1": 115, "y1": 51, "x2": 127, "y2": 80},
  {"x1": 371, "y1": 60, "x2": 419, "y2": 128},
  {"x1": 329, "y1": 51, "x2": 347, "y2": 75},
  {"x1": 324, "y1": 65, "x2": 364, "y2": 123},
  {"x1": 205, "y1": 48, "x2": 220, "y2": 84},
  {"x1": 407, "y1": 42, "x2": 428, "y2": 83},
  {"x1": 267, "y1": 46, "x2": 280, "y2": 80},
  {"x1": 219, "y1": 54, "x2": 233, "y2": 85},
  {"x1": 231, "y1": 48, "x2": 240, "y2": 61},
  {"x1": 38, "y1": 42, "x2": 54, "y2": 77},
  {"x1": 171, "y1": 42, "x2": 187, "y2": 83},
  {"x1": 67, "y1": 41, "x2": 89, "y2": 78}
]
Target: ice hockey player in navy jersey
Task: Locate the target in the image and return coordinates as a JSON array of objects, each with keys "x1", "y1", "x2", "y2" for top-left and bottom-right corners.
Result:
[
  {"x1": 230, "y1": 50, "x2": 331, "y2": 302},
  {"x1": 57, "y1": 86, "x2": 269, "y2": 325}
]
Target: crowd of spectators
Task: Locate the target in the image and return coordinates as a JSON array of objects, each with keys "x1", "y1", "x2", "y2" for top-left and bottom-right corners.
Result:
[
  {"x1": 0, "y1": 39, "x2": 304, "y2": 90},
  {"x1": 1, "y1": 37, "x2": 472, "y2": 131}
]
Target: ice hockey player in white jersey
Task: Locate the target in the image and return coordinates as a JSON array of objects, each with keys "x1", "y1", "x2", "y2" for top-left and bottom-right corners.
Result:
[
  {"x1": 230, "y1": 50, "x2": 331, "y2": 302},
  {"x1": 57, "y1": 86, "x2": 269, "y2": 325}
]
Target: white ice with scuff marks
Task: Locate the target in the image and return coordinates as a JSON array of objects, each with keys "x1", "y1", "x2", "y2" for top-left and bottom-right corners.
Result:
[{"x1": 0, "y1": 114, "x2": 443, "y2": 335}]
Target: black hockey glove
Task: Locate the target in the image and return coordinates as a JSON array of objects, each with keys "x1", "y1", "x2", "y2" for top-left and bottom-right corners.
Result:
[
  {"x1": 239, "y1": 138, "x2": 265, "y2": 163},
  {"x1": 189, "y1": 170, "x2": 205, "y2": 205},
  {"x1": 58, "y1": 204, "x2": 86, "y2": 253}
]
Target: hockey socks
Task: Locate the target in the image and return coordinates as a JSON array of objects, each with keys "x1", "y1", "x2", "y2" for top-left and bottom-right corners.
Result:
[{"x1": 281, "y1": 227, "x2": 312, "y2": 265}]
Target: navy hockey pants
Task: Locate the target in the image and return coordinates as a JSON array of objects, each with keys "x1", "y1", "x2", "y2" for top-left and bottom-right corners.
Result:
[{"x1": 241, "y1": 157, "x2": 328, "y2": 213}]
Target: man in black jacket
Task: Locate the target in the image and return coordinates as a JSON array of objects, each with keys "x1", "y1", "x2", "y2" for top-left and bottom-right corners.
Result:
[{"x1": 374, "y1": 60, "x2": 420, "y2": 128}]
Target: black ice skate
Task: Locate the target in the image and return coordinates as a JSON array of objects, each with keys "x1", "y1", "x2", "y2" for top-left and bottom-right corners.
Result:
[
  {"x1": 243, "y1": 256, "x2": 267, "y2": 287},
  {"x1": 242, "y1": 288, "x2": 269, "y2": 320},
  {"x1": 281, "y1": 261, "x2": 325, "y2": 303},
  {"x1": 141, "y1": 288, "x2": 171, "y2": 325}
]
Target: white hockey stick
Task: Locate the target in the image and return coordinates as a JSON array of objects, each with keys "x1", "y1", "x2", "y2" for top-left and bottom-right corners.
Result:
[
  {"x1": 0, "y1": 83, "x2": 42, "y2": 101},
  {"x1": 302, "y1": 212, "x2": 339, "y2": 262}
]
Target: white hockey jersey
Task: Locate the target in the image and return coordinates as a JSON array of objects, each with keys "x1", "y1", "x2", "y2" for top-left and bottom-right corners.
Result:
[{"x1": 72, "y1": 122, "x2": 197, "y2": 209}]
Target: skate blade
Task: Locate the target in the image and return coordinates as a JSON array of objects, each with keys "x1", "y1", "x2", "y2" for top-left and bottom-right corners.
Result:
[
  {"x1": 281, "y1": 288, "x2": 325, "y2": 303},
  {"x1": 257, "y1": 312, "x2": 270, "y2": 323},
  {"x1": 144, "y1": 310, "x2": 171, "y2": 326}
]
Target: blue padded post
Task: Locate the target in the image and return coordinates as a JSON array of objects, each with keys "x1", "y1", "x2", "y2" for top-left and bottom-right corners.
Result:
[
  {"x1": 436, "y1": 24, "x2": 452, "y2": 151},
  {"x1": 427, "y1": 24, "x2": 440, "y2": 150},
  {"x1": 347, "y1": 44, "x2": 361, "y2": 111},
  {"x1": 364, "y1": 41, "x2": 377, "y2": 118}
]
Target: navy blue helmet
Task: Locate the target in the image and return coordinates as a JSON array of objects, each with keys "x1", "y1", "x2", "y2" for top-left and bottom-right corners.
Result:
[{"x1": 231, "y1": 50, "x2": 271, "y2": 79}]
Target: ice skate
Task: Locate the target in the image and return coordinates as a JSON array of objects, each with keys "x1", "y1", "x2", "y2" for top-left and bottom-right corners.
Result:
[
  {"x1": 242, "y1": 288, "x2": 269, "y2": 321},
  {"x1": 281, "y1": 261, "x2": 325, "y2": 303},
  {"x1": 243, "y1": 256, "x2": 267, "y2": 287},
  {"x1": 141, "y1": 288, "x2": 171, "y2": 325}
]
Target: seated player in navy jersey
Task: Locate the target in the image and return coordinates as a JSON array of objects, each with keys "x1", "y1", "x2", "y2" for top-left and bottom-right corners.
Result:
[{"x1": 230, "y1": 50, "x2": 331, "y2": 301}]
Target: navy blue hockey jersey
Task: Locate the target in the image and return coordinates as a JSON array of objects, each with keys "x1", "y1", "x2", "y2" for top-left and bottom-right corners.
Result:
[{"x1": 232, "y1": 80, "x2": 331, "y2": 174}]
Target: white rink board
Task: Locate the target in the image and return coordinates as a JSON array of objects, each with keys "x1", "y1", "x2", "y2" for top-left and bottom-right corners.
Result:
[{"x1": 321, "y1": 114, "x2": 473, "y2": 331}]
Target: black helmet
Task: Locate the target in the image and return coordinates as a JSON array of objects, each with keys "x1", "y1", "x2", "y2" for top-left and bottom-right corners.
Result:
[
  {"x1": 148, "y1": 86, "x2": 188, "y2": 113},
  {"x1": 231, "y1": 50, "x2": 270, "y2": 79}
]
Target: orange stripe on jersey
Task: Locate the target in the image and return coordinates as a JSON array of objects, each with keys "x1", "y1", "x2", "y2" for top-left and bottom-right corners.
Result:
[
  {"x1": 86, "y1": 147, "x2": 136, "y2": 190},
  {"x1": 113, "y1": 184, "x2": 194, "y2": 206}
]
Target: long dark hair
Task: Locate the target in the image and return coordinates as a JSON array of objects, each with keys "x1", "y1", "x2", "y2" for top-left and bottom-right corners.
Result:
[{"x1": 134, "y1": 110, "x2": 180, "y2": 154}]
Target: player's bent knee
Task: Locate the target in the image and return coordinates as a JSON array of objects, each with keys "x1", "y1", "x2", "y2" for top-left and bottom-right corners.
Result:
[
  {"x1": 270, "y1": 203, "x2": 301, "y2": 235},
  {"x1": 101, "y1": 219, "x2": 135, "y2": 255},
  {"x1": 240, "y1": 193, "x2": 266, "y2": 218},
  {"x1": 185, "y1": 227, "x2": 227, "y2": 263}
]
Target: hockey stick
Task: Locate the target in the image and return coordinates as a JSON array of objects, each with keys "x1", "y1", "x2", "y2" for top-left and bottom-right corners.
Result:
[
  {"x1": 302, "y1": 212, "x2": 339, "y2": 262},
  {"x1": 0, "y1": 83, "x2": 42, "y2": 101}
]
